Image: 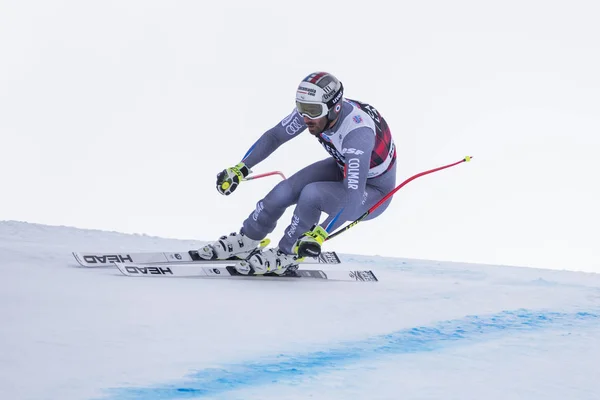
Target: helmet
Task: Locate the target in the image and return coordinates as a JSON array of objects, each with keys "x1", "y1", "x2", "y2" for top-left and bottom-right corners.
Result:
[{"x1": 295, "y1": 72, "x2": 344, "y2": 121}]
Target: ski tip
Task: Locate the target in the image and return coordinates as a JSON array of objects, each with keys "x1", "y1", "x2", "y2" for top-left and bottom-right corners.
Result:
[
  {"x1": 113, "y1": 262, "x2": 129, "y2": 276},
  {"x1": 71, "y1": 252, "x2": 86, "y2": 267}
]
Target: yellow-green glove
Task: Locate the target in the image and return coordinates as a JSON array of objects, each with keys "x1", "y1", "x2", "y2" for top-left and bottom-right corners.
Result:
[
  {"x1": 295, "y1": 225, "x2": 329, "y2": 258},
  {"x1": 216, "y1": 162, "x2": 251, "y2": 196}
]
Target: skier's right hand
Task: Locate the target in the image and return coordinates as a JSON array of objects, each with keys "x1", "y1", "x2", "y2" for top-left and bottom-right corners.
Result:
[{"x1": 216, "y1": 162, "x2": 251, "y2": 196}]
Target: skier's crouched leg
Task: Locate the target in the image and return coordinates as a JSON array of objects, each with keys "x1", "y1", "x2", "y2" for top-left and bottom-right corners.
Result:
[
  {"x1": 242, "y1": 178, "x2": 299, "y2": 240},
  {"x1": 197, "y1": 179, "x2": 299, "y2": 261}
]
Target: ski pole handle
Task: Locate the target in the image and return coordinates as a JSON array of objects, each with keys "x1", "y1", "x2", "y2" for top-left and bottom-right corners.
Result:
[{"x1": 243, "y1": 171, "x2": 286, "y2": 181}]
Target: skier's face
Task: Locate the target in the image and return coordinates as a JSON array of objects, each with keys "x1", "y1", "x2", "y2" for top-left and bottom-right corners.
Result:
[{"x1": 303, "y1": 115, "x2": 329, "y2": 136}]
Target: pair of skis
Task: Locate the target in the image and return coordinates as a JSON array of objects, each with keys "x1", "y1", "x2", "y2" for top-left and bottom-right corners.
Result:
[
  {"x1": 72, "y1": 250, "x2": 378, "y2": 282},
  {"x1": 67, "y1": 157, "x2": 473, "y2": 283}
]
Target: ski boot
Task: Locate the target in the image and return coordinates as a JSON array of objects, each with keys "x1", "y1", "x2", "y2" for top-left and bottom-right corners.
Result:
[
  {"x1": 247, "y1": 247, "x2": 302, "y2": 276},
  {"x1": 196, "y1": 231, "x2": 262, "y2": 261}
]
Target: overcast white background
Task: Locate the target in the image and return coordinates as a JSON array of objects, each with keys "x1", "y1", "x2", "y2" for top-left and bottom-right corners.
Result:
[{"x1": 1, "y1": 0, "x2": 599, "y2": 272}]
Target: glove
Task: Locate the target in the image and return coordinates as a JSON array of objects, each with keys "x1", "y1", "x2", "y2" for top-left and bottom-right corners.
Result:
[
  {"x1": 216, "y1": 162, "x2": 251, "y2": 196},
  {"x1": 294, "y1": 225, "x2": 329, "y2": 258}
]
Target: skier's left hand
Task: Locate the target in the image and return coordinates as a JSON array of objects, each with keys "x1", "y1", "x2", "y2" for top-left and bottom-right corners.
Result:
[{"x1": 295, "y1": 225, "x2": 329, "y2": 258}]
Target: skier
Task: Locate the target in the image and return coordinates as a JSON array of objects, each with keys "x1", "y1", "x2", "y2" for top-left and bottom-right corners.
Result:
[{"x1": 198, "y1": 72, "x2": 397, "y2": 275}]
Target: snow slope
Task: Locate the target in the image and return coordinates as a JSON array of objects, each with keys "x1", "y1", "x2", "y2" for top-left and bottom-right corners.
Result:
[{"x1": 1, "y1": 220, "x2": 599, "y2": 400}]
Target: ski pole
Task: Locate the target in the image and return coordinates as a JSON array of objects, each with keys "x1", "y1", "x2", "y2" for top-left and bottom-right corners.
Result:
[
  {"x1": 325, "y1": 156, "x2": 473, "y2": 242},
  {"x1": 243, "y1": 171, "x2": 286, "y2": 181}
]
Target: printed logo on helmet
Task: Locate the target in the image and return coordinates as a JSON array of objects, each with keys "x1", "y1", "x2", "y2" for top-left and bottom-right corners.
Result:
[
  {"x1": 322, "y1": 83, "x2": 339, "y2": 101},
  {"x1": 328, "y1": 89, "x2": 343, "y2": 105},
  {"x1": 297, "y1": 86, "x2": 316, "y2": 96}
]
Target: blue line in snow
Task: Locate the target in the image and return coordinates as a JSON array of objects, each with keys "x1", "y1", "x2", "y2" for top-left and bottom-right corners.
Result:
[{"x1": 100, "y1": 309, "x2": 599, "y2": 400}]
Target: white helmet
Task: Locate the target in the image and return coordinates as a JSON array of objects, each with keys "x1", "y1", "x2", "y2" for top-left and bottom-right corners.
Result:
[{"x1": 295, "y1": 72, "x2": 344, "y2": 121}]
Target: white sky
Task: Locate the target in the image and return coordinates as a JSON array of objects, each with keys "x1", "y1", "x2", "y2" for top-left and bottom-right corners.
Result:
[{"x1": 1, "y1": 0, "x2": 599, "y2": 272}]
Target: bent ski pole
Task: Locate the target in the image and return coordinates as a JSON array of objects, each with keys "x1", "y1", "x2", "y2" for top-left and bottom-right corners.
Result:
[
  {"x1": 325, "y1": 156, "x2": 473, "y2": 242},
  {"x1": 243, "y1": 171, "x2": 286, "y2": 181}
]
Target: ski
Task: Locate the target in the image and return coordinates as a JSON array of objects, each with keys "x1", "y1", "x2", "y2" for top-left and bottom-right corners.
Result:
[
  {"x1": 73, "y1": 250, "x2": 341, "y2": 267},
  {"x1": 114, "y1": 261, "x2": 378, "y2": 282}
]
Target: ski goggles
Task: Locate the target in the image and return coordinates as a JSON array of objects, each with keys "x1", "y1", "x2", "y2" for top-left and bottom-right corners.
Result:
[{"x1": 296, "y1": 101, "x2": 328, "y2": 119}]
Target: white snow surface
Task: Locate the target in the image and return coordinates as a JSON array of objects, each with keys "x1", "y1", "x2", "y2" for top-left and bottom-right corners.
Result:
[{"x1": 1, "y1": 220, "x2": 600, "y2": 400}]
